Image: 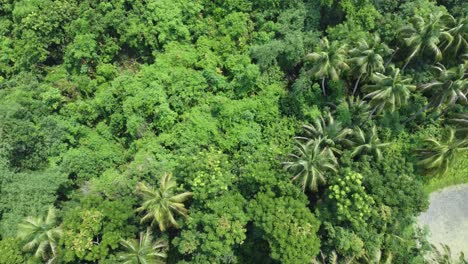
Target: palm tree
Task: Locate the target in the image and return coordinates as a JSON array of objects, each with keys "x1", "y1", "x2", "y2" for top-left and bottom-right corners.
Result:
[
  {"x1": 300, "y1": 111, "x2": 352, "y2": 155},
  {"x1": 447, "y1": 112, "x2": 468, "y2": 137},
  {"x1": 364, "y1": 65, "x2": 415, "y2": 114},
  {"x1": 312, "y1": 251, "x2": 354, "y2": 264},
  {"x1": 420, "y1": 63, "x2": 467, "y2": 110},
  {"x1": 348, "y1": 126, "x2": 389, "y2": 161},
  {"x1": 417, "y1": 128, "x2": 468, "y2": 176},
  {"x1": 118, "y1": 230, "x2": 168, "y2": 264},
  {"x1": 399, "y1": 12, "x2": 453, "y2": 70},
  {"x1": 428, "y1": 244, "x2": 467, "y2": 264},
  {"x1": 306, "y1": 38, "x2": 349, "y2": 96},
  {"x1": 348, "y1": 34, "x2": 393, "y2": 95},
  {"x1": 283, "y1": 138, "x2": 338, "y2": 193},
  {"x1": 442, "y1": 15, "x2": 467, "y2": 58},
  {"x1": 363, "y1": 249, "x2": 393, "y2": 264},
  {"x1": 136, "y1": 173, "x2": 192, "y2": 231},
  {"x1": 17, "y1": 207, "x2": 63, "y2": 263}
]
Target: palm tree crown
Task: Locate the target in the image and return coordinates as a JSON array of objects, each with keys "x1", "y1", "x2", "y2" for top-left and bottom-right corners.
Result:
[
  {"x1": 364, "y1": 65, "x2": 416, "y2": 114},
  {"x1": 301, "y1": 111, "x2": 352, "y2": 154},
  {"x1": 283, "y1": 137, "x2": 338, "y2": 193},
  {"x1": 136, "y1": 173, "x2": 192, "y2": 231},
  {"x1": 420, "y1": 63, "x2": 468, "y2": 109},
  {"x1": 348, "y1": 126, "x2": 389, "y2": 161},
  {"x1": 348, "y1": 34, "x2": 393, "y2": 95},
  {"x1": 442, "y1": 15, "x2": 467, "y2": 58},
  {"x1": 118, "y1": 230, "x2": 168, "y2": 264},
  {"x1": 399, "y1": 12, "x2": 453, "y2": 69},
  {"x1": 17, "y1": 207, "x2": 63, "y2": 263},
  {"x1": 306, "y1": 37, "x2": 349, "y2": 95},
  {"x1": 417, "y1": 128, "x2": 468, "y2": 176}
]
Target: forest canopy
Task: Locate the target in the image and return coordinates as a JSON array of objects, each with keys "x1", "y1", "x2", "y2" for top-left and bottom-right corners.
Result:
[{"x1": 0, "y1": 0, "x2": 467, "y2": 263}]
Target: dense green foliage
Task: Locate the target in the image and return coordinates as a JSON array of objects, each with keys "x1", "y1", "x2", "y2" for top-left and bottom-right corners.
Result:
[{"x1": 0, "y1": 0, "x2": 467, "y2": 263}]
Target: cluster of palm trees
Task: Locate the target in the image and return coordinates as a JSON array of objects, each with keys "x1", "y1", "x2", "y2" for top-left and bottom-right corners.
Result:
[
  {"x1": 16, "y1": 172, "x2": 192, "y2": 263},
  {"x1": 306, "y1": 12, "x2": 466, "y2": 118},
  {"x1": 283, "y1": 110, "x2": 388, "y2": 193},
  {"x1": 290, "y1": 12, "x2": 467, "y2": 192}
]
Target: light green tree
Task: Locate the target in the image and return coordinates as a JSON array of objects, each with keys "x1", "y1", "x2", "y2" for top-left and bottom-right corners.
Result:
[
  {"x1": 349, "y1": 126, "x2": 389, "y2": 161},
  {"x1": 284, "y1": 138, "x2": 338, "y2": 192},
  {"x1": 420, "y1": 63, "x2": 467, "y2": 109},
  {"x1": 348, "y1": 34, "x2": 393, "y2": 95},
  {"x1": 306, "y1": 38, "x2": 349, "y2": 96},
  {"x1": 418, "y1": 128, "x2": 468, "y2": 176},
  {"x1": 442, "y1": 15, "x2": 467, "y2": 58},
  {"x1": 399, "y1": 12, "x2": 453, "y2": 70},
  {"x1": 364, "y1": 65, "x2": 415, "y2": 114},
  {"x1": 301, "y1": 111, "x2": 352, "y2": 155},
  {"x1": 118, "y1": 230, "x2": 168, "y2": 264},
  {"x1": 136, "y1": 173, "x2": 192, "y2": 231},
  {"x1": 17, "y1": 207, "x2": 62, "y2": 263}
]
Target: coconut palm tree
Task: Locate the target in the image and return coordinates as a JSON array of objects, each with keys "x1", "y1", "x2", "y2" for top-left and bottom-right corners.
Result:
[
  {"x1": 417, "y1": 128, "x2": 468, "y2": 176},
  {"x1": 442, "y1": 15, "x2": 467, "y2": 58},
  {"x1": 428, "y1": 244, "x2": 467, "y2": 264},
  {"x1": 118, "y1": 230, "x2": 168, "y2": 264},
  {"x1": 283, "y1": 137, "x2": 338, "y2": 193},
  {"x1": 312, "y1": 251, "x2": 354, "y2": 264},
  {"x1": 348, "y1": 34, "x2": 393, "y2": 95},
  {"x1": 300, "y1": 111, "x2": 352, "y2": 155},
  {"x1": 363, "y1": 65, "x2": 415, "y2": 114},
  {"x1": 447, "y1": 112, "x2": 468, "y2": 138},
  {"x1": 136, "y1": 173, "x2": 192, "y2": 231},
  {"x1": 306, "y1": 38, "x2": 349, "y2": 96},
  {"x1": 17, "y1": 207, "x2": 63, "y2": 263},
  {"x1": 420, "y1": 63, "x2": 467, "y2": 110},
  {"x1": 363, "y1": 249, "x2": 393, "y2": 264},
  {"x1": 349, "y1": 126, "x2": 389, "y2": 161},
  {"x1": 399, "y1": 12, "x2": 453, "y2": 70}
]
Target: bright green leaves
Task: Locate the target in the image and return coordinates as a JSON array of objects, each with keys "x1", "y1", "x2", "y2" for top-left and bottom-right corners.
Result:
[
  {"x1": 60, "y1": 131, "x2": 126, "y2": 182},
  {"x1": 65, "y1": 34, "x2": 98, "y2": 73},
  {"x1": 0, "y1": 238, "x2": 23, "y2": 264},
  {"x1": 328, "y1": 171, "x2": 375, "y2": 227},
  {"x1": 248, "y1": 191, "x2": 321, "y2": 264},
  {"x1": 178, "y1": 148, "x2": 233, "y2": 201},
  {"x1": 61, "y1": 196, "x2": 136, "y2": 262},
  {"x1": 0, "y1": 169, "x2": 66, "y2": 237},
  {"x1": 174, "y1": 193, "x2": 248, "y2": 263}
]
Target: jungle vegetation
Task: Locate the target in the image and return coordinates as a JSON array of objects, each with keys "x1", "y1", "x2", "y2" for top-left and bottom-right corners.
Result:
[{"x1": 0, "y1": 0, "x2": 467, "y2": 263}]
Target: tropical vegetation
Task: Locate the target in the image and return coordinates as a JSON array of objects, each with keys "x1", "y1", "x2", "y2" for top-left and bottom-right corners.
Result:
[{"x1": 0, "y1": 0, "x2": 467, "y2": 263}]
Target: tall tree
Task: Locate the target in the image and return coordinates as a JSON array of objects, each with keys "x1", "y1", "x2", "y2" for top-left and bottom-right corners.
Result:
[
  {"x1": 399, "y1": 12, "x2": 453, "y2": 70},
  {"x1": 364, "y1": 65, "x2": 415, "y2": 114},
  {"x1": 417, "y1": 128, "x2": 468, "y2": 176},
  {"x1": 301, "y1": 111, "x2": 352, "y2": 155},
  {"x1": 420, "y1": 63, "x2": 468, "y2": 110},
  {"x1": 442, "y1": 15, "x2": 468, "y2": 59},
  {"x1": 283, "y1": 138, "x2": 338, "y2": 192},
  {"x1": 348, "y1": 34, "x2": 393, "y2": 95},
  {"x1": 118, "y1": 230, "x2": 168, "y2": 264},
  {"x1": 348, "y1": 126, "x2": 389, "y2": 161},
  {"x1": 306, "y1": 38, "x2": 349, "y2": 96},
  {"x1": 136, "y1": 173, "x2": 192, "y2": 231},
  {"x1": 17, "y1": 207, "x2": 63, "y2": 263}
]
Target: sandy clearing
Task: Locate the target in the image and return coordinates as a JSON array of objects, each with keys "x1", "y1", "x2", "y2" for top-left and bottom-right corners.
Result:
[{"x1": 418, "y1": 184, "x2": 468, "y2": 257}]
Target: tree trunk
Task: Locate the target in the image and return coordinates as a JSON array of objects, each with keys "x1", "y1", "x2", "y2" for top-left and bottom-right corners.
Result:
[
  {"x1": 352, "y1": 73, "x2": 363, "y2": 96},
  {"x1": 385, "y1": 47, "x2": 399, "y2": 67},
  {"x1": 403, "y1": 102, "x2": 432, "y2": 124},
  {"x1": 402, "y1": 59, "x2": 411, "y2": 71},
  {"x1": 359, "y1": 106, "x2": 379, "y2": 127},
  {"x1": 434, "y1": 105, "x2": 452, "y2": 121},
  {"x1": 322, "y1": 77, "x2": 326, "y2": 96}
]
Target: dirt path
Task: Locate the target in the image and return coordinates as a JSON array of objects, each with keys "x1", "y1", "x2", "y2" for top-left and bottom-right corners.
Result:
[{"x1": 418, "y1": 184, "x2": 468, "y2": 256}]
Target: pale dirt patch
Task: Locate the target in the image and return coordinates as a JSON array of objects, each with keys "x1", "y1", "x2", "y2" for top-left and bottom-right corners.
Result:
[{"x1": 418, "y1": 184, "x2": 468, "y2": 257}]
